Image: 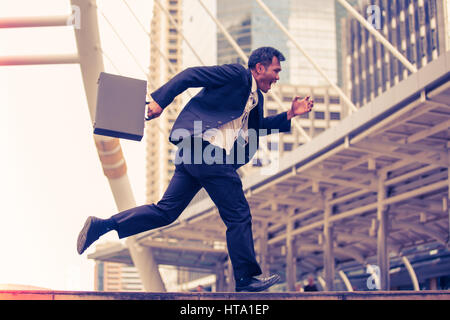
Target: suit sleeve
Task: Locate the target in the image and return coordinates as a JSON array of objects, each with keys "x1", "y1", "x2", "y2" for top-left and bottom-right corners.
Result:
[
  {"x1": 260, "y1": 111, "x2": 292, "y2": 135},
  {"x1": 150, "y1": 64, "x2": 246, "y2": 109}
]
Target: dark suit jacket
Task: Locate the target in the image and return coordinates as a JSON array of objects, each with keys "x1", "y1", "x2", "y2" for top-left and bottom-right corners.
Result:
[{"x1": 151, "y1": 63, "x2": 291, "y2": 166}]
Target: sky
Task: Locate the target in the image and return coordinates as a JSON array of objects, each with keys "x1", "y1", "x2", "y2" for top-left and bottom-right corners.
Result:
[{"x1": 0, "y1": 0, "x2": 153, "y2": 290}]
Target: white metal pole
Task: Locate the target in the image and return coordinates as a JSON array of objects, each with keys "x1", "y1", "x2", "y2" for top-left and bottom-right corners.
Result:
[
  {"x1": 0, "y1": 54, "x2": 79, "y2": 66},
  {"x1": 0, "y1": 15, "x2": 70, "y2": 28},
  {"x1": 317, "y1": 275, "x2": 327, "y2": 290},
  {"x1": 338, "y1": 270, "x2": 354, "y2": 291},
  {"x1": 401, "y1": 256, "x2": 420, "y2": 291},
  {"x1": 336, "y1": 0, "x2": 418, "y2": 73},
  {"x1": 254, "y1": 0, "x2": 358, "y2": 113}
]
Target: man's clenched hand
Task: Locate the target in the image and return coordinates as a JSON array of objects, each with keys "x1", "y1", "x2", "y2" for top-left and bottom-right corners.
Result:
[{"x1": 146, "y1": 100, "x2": 163, "y2": 121}]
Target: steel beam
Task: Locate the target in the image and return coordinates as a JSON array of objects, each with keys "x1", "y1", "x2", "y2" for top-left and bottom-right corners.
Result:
[
  {"x1": 267, "y1": 179, "x2": 447, "y2": 245},
  {"x1": 323, "y1": 195, "x2": 335, "y2": 291},
  {"x1": 0, "y1": 15, "x2": 70, "y2": 28},
  {"x1": 376, "y1": 174, "x2": 390, "y2": 290},
  {"x1": 0, "y1": 54, "x2": 79, "y2": 66}
]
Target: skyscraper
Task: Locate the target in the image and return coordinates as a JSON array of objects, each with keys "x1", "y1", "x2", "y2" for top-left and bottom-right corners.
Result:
[
  {"x1": 216, "y1": 0, "x2": 343, "y2": 160},
  {"x1": 217, "y1": 0, "x2": 338, "y2": 87},
  {"x1": 146, "y1": 0, "x2": 184, "y2": 204}
]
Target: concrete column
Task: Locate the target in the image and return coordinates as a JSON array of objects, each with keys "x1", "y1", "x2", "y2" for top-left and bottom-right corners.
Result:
[
  {"x1": 286, "y1": 211, "x2": 297, "y2": 291},
  {"x1": 429, "y1": 278, "x2": 438, "y2": 290},
  {"x1": 447, "y1": 147, "x2": 450, "y2": 246},
  {"x1": 258, "y1": 221, "x2": 269, "y2": 277},
  {"x1": 323, "y1": 194, "x2": 335, "y2": 291},
  {"x1": 377, "y1": 174, "x2": 390, "y2": 290},
  {"x1": 226, "y1": 258, "x2": 234, "y2": 292},
  {"x1": 215, "y1": 263, "x2": 226, "y2": 292},
  {"x1": 126, "y1": 239, "x2": 166, "y2": 291}
]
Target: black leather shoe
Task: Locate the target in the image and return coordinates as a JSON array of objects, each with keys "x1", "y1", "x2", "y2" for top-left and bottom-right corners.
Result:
[
  {"x1": 235, "y1": 274, "x2": 280, "y2": 292},
  {"x1": 77, "y1": 216, "x2": 103, "y2": 255}
]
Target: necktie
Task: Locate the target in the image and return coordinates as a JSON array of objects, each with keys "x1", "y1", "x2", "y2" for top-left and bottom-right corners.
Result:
[{"x1": 238, "y1": 92, "x2": 257, "y2": 146}]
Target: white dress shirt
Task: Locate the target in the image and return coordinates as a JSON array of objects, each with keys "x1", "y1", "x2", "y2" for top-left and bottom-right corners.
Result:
[{"x1": 202, "y1": 75, "x2": 259, "y2": 154}]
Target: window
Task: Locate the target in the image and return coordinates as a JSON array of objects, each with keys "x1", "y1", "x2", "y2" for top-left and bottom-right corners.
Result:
[
  {"x1": 252, "y1": 158, "x2": 263, "y2": 167},
  {"x1": 329, "y1": 96, "x2": 340, "y2": 104},
  {"x1": 314, "y1": 111, "x2": 325, "y2": 120},
  {"x1": 330, "y1": 112, "x2": 341, "y2": 120},
  {"x1": 268, "y1": 142, "x2": 278, "y2": 151},
  {"x1": 314, "y1": 96, "x2": 325, "y2": 104},
  {"x1": 284, "y1": 142, "x2": 294, "y2": 151}
]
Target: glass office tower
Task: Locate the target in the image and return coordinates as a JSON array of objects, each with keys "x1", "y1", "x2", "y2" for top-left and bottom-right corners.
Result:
[{"x1": 217, "y1": 0, "x2": 338, "y2": 86}]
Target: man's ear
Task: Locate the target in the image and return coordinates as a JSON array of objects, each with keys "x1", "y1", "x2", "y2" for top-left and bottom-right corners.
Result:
[{"x1": 255, "y1": 62, "x2": 265, "y2": 74}]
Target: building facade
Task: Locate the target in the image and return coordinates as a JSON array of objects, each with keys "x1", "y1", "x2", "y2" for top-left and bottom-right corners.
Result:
[
  {"x1": 342, "y1": 0, "x2": 449, "y2": 108},
  {"x1": 251, "y1": 84, "x2": 342, "y2": 170},
  {"x1": 335, "y1": 0, "x2": 361, "y2": 87},
  {"x1": 146, "y1": 0, "x2": 183, "y2": 204},
  {"x1": 94, "y1": 261, "x2": 144, "y2": 292},
  {"x1": 146, "y1": 0, "x2": 216, "y2": 203}
]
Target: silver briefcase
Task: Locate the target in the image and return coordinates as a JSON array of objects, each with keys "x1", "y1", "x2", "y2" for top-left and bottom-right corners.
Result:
[{"x1": 94, "y1": 72, "x2": 147, "y2": 141}]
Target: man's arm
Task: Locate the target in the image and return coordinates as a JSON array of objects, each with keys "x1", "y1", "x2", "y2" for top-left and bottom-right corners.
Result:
[
  {"x1": 150, "y1": 64, "x2": 246, "y2": 110},
  {"x1": 261, "y1": 112, "x2": 292, "y2": 134},
  {"x1": 261, "y1": 96, "x2": 314, "y2": 134}
]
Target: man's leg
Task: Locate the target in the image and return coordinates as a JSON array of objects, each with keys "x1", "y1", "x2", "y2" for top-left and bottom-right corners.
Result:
[
  {"x1": 113, "y1": 163, "x2": 202, "y2": 238},
  {"x1": 184, "y1": 163, "x2": 262, "y2": 280},
  {"x1": 77, "y1": 163, "x2": 202, "y2": 254}
]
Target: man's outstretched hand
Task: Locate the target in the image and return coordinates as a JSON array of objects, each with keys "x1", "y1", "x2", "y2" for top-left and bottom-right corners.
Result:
[
  {"x1": 287, "y1": 96, "x2": 314, "y2": 120},
  {"x1": 146, "y1": 100, "x2": 163, "y2": 121}
]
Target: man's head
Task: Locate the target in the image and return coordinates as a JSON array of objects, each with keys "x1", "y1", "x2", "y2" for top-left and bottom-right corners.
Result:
[{"x1": 248, "y1": 47, "x2": 285, "y2": 93}]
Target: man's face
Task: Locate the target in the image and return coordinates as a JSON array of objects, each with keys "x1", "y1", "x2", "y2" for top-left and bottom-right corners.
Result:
[{"x1": 254, "y1": 56, "x2": 282, "y2": 93}]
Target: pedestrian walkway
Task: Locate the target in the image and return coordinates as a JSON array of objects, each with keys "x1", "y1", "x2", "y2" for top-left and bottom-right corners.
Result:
[{"x1": 1, "y1": 290, "x2": 450, "y2": 300}]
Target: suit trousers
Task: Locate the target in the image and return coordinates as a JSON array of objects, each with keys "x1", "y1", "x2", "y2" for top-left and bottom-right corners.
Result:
[{"x1": 111, "y1": 139, "x2": 262, "y2": 281}]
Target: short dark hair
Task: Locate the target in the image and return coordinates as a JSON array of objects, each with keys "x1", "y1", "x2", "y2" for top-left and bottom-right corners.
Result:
[{"x1": 248, "y1": 47, "x2": 285, "y2": 69}]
